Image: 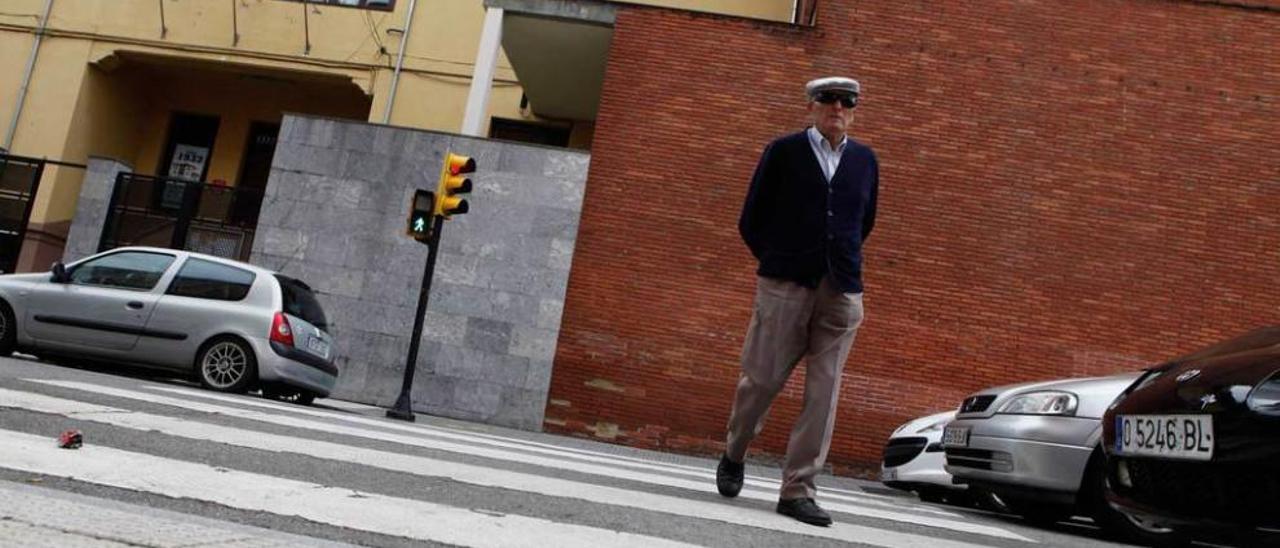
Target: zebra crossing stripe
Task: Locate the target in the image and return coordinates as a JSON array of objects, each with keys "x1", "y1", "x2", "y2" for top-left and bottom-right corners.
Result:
[
  {"x1": 16, "y1": 382, "x2": 1030, "y2": 543},
  {"x1": 0, "y1": 388, "x2": 1014, "y2": 547},
  {"x1": 139, "y1": 383, "x2": 957, "y2": 519},
  {"x1": 0, "y1": 481, "x2": 357, "y2": 547},
  {"x1": 147, "y1": 384, "x2": 942, "y2": 514},
  {"x1": 52, "y1": 381, "x2": 925, "y2": 521},
  {"x1": 0, "y1": 428, "x2": 701, "y2": 548}
]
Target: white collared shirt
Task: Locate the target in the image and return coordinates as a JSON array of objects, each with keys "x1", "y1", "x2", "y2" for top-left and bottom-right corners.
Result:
[{"x1": 806, "y1": 126, "x2": 847, "y2": 182}]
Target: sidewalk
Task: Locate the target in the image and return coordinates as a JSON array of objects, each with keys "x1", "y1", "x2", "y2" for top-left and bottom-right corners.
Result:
[{"x1": 0, "y1": 481, "x2": 356, "y2": 548}]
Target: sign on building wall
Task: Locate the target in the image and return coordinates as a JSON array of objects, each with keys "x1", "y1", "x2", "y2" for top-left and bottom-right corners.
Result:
[
  {"x1": 168, "y1": 144, "x2": 209, "y2": 181},
  {"x1": 162, "y1": 144, "x2": 209, "y2": 209}
]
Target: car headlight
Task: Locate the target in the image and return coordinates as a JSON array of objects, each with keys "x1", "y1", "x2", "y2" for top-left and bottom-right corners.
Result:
[
  {"x1": 997, "y1": 391, "x2": 1078, "y2": 416},
  {"x1": 916, "y1": 418, "x2": 949, "y2": 433},
  {"x1": 1247, "y1": 371, "x2": 1280, "y2": 416}
]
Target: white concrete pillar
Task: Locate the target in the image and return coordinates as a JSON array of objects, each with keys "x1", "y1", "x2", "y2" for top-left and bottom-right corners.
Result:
[{"x1": 461, "y1": 7, "x2": 504, "y2": 137}]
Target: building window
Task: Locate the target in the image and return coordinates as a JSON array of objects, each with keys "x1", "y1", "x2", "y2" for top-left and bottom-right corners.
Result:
[
  {"x1": 279, "y1": 0, "x2": 394, "y2": 11},
  {"x1": 489, "y1": 119, "x2": 571, "y2": 148}
]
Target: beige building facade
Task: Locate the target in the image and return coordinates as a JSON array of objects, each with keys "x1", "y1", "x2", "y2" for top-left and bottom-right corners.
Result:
[{"x1": 1, "y1": 0, "x2": 792, "y2": 272}]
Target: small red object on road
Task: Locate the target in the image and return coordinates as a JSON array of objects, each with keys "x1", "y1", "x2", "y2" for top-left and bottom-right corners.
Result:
[{"x1": 58, "y1": 429, "x2": 83, "y2": 449}]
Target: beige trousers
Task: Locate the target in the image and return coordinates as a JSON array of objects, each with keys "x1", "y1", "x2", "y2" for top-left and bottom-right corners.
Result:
[{"x1": 725, "y1": 275, "x2": 864, "y2": 500}]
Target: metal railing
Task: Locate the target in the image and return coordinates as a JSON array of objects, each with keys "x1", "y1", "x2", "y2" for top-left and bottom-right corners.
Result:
[
  {"x1": 0, "y1": 154, "x2": 46, "y2": 274},
  {"x1": 99, "y1": 173, "x2": 261, "y2": 262}
]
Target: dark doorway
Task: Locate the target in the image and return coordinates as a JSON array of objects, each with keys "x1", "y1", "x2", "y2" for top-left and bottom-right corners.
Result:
[
  {"x1": 229, "y1": 122, "x2": 279, "y2": 226},
  {"x1": 0, "y1": 154, "x2": 45, "y2": 274}
]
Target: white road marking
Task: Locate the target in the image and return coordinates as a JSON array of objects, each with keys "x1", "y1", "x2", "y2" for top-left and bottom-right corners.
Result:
[
  {"x1": 0, "y1": 480, "x2": 356, "y2": 547},
  {"x1": 155, "y1": 384, "x2": 921, "y2": 510},
  {"x1": 314, "y1": 398, "x2": 379, "y2": 412},
  {"x1": 14, "y1": 382, "x2": 1028, "y2": 542},
  {"x1": 140, "y1": 384, "x2": 955, "y2": 517},
  {"x1": 0, "y1": 428, "x2": 700, "y2": 548},
  {"x1": 0, "y1": 388, "x2": 1021, "y2": 547},
  {"x1": 0, "y1": 520, "x2": 134, "y2": 548}
]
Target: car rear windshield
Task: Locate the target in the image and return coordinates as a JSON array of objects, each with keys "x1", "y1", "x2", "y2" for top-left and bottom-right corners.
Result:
[{"x1": 276, "y1": 275, "x2": 328, "y2": 332}]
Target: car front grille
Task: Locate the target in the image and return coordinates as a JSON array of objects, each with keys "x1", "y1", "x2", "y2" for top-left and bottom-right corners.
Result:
[
  {"x1": 883, "y1": 437, "x2": 928, "y2": 468},
  {"x1": 960, "y1": 395, "x2": 997, "y2": 414},
  {"x1": 945, "y1": 447, "x2": 1013, "y2": 472},
  {"x1": 1116, "y1": 458, "x2": 1280, "y2": 527}
]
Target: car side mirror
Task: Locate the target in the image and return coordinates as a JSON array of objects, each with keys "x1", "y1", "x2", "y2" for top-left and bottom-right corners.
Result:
[{"x1": 50, "y1": 262, "x2": 69, "y2": 284}]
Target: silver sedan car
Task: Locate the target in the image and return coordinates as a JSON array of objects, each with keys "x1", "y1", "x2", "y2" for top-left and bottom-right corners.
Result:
[
  {"x1": 942, "y1": 372, "x2": 1181, "y2": 544},
  {"x1": 0, "y1": 247, "x2": 336, "y2": 404}
]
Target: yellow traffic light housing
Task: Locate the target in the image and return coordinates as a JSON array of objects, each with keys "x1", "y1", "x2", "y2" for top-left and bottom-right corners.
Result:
[
  {"x1": 434, "y1": 152, "x2": 475, "y2": 218},
  {"x1": 407, "y1": 189, "x2": 435, "y2": 242}
]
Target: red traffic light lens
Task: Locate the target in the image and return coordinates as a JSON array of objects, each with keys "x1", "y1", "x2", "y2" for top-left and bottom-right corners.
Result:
[{"x1": 448, "y1": 157, "x2": 475, "y2": 175}]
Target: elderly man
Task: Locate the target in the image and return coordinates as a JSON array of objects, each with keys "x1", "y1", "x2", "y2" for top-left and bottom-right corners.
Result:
[{"x1": 716, "y1": 76, "x2": 879, "y2": 527}]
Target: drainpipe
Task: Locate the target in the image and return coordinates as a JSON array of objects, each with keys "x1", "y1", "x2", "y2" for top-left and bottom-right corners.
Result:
[
  {"x1": 381, "y1": 0, "x2": 418, "y2": 124},
  {"x1": 4, "y1": 0, "x2": 55, "y2": 151}
]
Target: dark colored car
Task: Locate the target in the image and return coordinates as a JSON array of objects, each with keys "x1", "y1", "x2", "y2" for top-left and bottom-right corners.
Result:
[{"x1": 1102, "y1": 326, "x2": 1280, "y2": 545}]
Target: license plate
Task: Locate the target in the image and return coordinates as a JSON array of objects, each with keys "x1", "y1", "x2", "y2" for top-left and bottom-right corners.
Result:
[
  {"x1": 306, "y1": 337, "x2": 330, "y2": 358},
  {"x1": 881, "y1": 467, "x2": 897, "y2": 481},
  {"x1": 1114, "y1": 414, "x2": 1213, "y2": 460},
  {"x1": 942, "y1": 425, "x2": 970, "y2": 447}
]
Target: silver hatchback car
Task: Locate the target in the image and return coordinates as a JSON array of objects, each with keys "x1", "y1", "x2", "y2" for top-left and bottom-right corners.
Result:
[
  {"x1": 941, "y1": 372, "x2": 1187, "y2": 544},
  {"x1": 0, "y1": 247, "x2": 336, "y2": 404}
]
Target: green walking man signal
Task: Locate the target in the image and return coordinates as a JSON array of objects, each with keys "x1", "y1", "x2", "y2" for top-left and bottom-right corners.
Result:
[{"x1": 406, "y1": 189, "x2": 435, "y2": 242}]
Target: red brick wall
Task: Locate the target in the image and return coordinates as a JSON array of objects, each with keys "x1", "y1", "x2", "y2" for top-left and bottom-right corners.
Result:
[{"x1": 546, "y1": 0, "x2": 1279, "y2": 475}]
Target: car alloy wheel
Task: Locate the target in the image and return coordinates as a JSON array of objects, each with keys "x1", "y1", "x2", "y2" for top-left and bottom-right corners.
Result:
[{"x1": 197, "y1": 338, "x2": 256, "y2": 393}]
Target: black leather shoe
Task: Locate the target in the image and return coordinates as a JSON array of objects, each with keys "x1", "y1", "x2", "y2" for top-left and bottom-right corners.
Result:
[
  {"x1": 776, "y1": 498, "x2": 833, "y2": 526},
  {"x1": 715, "y1": 454, "x2": 744, "y2": 497}
]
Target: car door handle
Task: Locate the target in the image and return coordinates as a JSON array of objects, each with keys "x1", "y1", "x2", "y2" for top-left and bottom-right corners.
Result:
[{"x1": 127, "y1": 301, "x2": 145, "y2": 310}]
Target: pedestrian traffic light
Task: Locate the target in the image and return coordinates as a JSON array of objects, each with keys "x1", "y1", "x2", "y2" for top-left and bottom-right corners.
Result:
[
  {"x1": 434, "y1": 152, "x2": 474, "y2": 218},
  {"x1": 407, "y1": 189, "x2": 434, "y2": 242}
]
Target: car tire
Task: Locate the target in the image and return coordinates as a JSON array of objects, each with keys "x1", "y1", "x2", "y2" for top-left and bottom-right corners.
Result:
[
  {"x1": 196, "y1": 336, "x2": 258, "y2": 394},
  {"x1": 971, "y1": 488, "x2": 1009, "y2": 513},
  {"x1": 1003, "y1": 499, "x2": 1070, "y2": 527},
  {"x1": 1083, "y1": 449, "x2": 1189, "y2": 547},
  {"x1": 917, "y1": 489, "x2": 948, "y2": 504},
  {"x1": 262, "y1": 386, "x2": 316, "y2": 406},
  {"x1": 0, "y1": 299, "x2": 16, "y2": 357}
]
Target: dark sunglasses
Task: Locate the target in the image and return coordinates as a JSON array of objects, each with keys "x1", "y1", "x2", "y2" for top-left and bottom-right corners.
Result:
[{"x1": 815, "y1": 93, "x2": 858, "y2": 109}]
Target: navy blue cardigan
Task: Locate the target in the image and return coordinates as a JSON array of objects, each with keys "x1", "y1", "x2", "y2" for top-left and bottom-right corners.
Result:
[{"x1": 738, "y1": 130, "x2": 879, "y2": 293}]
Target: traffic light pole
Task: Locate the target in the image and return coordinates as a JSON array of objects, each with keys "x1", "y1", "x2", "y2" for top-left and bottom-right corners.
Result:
[{"x1": 386, "y1": 215, "x2": 446, "y2": 422}]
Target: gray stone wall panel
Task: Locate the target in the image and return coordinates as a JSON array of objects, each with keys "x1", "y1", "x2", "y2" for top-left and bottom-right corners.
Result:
[
  {"x1": 62, "y1": 157, "x2": 133, "y2": 263},
  {"x1": 250, "y1": 114, "x2": 588, "y2": 430}
]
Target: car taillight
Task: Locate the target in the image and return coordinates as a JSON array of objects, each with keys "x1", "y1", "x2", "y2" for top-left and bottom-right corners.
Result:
[{"x1": 270, "y1": 312, "x2": 294, "y2": 347}]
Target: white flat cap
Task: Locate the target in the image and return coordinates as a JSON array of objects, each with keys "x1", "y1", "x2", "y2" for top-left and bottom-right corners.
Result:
[{"x1": 805, "y1": 76, "x2": 861, "y2": 99}]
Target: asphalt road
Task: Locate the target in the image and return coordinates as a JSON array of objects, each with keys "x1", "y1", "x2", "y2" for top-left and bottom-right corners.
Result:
[{"x1": 0, "y1": 354, "x2": 1195, "y2": 547}]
